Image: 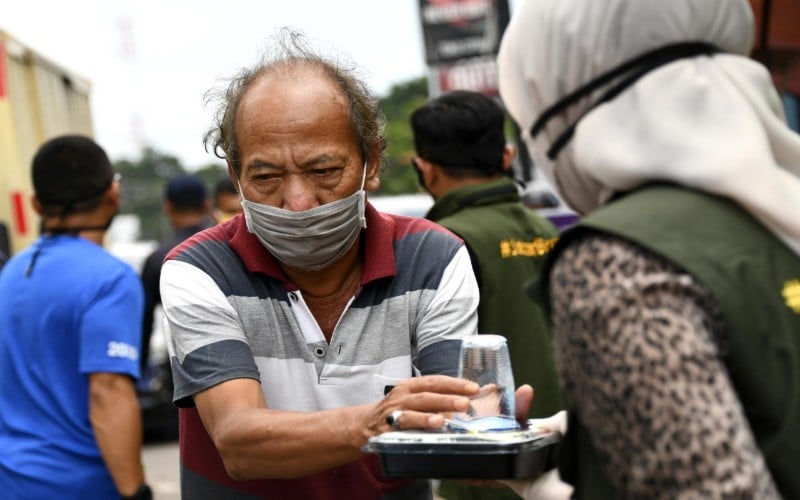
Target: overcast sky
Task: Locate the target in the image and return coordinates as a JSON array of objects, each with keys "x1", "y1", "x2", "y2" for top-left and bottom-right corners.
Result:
[{"x1": 3, "y1": 0, "x2": 439, "y2": 169}]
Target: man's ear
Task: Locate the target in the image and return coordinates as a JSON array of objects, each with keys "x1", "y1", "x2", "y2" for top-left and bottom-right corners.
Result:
[
  {"x1": 163, "y1": 200, "x2": 176, "y2": 219},
  {"x1": 415, "y1": 157, "x2": 437, "y2": 187},
  {"x1": 31, "y1": 195, "x2": 44, "y2": 216},
  {"x1": 104, "y1": 180, "x2": 121, "y2": 211},
  {"x1": 364, "y1": 145, "x2": 383, "y2": 192},
  {"x1": 501, "y1": 144, "x2": 516, "y2": 173}
]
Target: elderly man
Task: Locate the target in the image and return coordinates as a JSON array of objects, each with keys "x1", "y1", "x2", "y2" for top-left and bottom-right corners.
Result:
[
  {"x1": 160, "y1": 30, "x2": 481, "y2": 499},
  {"x1": 410, "y1": 90, "x2": 563, "y2": 500}
]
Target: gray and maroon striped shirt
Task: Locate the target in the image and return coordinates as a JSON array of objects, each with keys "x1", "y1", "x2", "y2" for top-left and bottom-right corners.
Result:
[{"x1": 161, "y1": 202, "x2": 479, "y2": 499}]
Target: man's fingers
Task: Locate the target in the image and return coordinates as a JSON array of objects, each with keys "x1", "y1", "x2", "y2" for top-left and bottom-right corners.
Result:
[
  {"x1": 399, "y1": 374, "x2": 479, "y2": 395},
  {"x1": 386, "y1": 410, "x2": 447, "y2": 430},
  {"x1": 390, "y1": 391, "x2": 473, "y2": 414}
]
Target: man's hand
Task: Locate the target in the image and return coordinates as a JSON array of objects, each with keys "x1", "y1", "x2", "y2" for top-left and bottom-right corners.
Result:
[
  {"x1": 89, "y1": 373, "x2": 146, "y2": 496},
  {"x1": 364, "y1": 375, "x2": 479, "y2": 438}
]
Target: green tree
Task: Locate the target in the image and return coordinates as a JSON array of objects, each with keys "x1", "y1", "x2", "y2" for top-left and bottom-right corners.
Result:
[
  {"x1": 115, "y1": 148, "x2": 185, "y2": 241},
  {"x1": 195, "y1": 162, "x2": 230, "y2": 194},
  {"x1": 114, "y1": 148, "x2": 226, "y2": 241},
  {"x1": 378, "y1": 77, "x2": 429, "y2": 195}
]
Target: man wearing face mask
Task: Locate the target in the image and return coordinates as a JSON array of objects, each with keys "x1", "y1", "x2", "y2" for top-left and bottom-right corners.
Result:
[
  {"x1": 158, "y1": 29, "x2": 482, "y2": 499},
  {"x1": 410, "y1": 90, "x2": 563, "y2": 500}
]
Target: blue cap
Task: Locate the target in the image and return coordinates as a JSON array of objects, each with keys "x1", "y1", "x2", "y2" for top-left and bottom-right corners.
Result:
[{"x1": 165, "y1": 174, "x2": 207, "y2": 211}]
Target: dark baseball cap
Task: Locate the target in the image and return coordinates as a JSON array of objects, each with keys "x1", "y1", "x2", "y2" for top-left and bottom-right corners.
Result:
[{"x1": 165, "y1": 174, "x2": 208, "y2": 211}]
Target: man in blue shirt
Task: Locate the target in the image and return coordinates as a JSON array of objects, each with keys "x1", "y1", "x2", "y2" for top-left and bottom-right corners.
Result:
[{"x1": 0, "y1": 135, "x2": 151, "y2": 499}]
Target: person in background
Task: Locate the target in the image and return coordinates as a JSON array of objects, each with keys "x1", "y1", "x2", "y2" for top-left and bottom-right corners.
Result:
[
  {"x1": 211, "y1": 176, "x2": 243, "y2": 224},
  {"x1": 410, "y1": 90, "x2": 565, "y2": 500},
  {"x1": 497, "y1": 0, "x2": 800, "y2": 497},
  {"x1": 0, "y1": 222, "x2": 9, "y2": 269},
  {"x1": 160, "y1": 29, "x2": 481, "y2": 499},
  {"x1": 139, "y1": 173, "x2": 210, "y2": 374},
  {"x1": 0, "y1": 135, "x2": 151, "y2": 499}
]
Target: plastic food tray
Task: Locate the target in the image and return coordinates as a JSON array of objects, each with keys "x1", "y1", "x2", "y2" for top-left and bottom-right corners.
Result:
[{"x1": 363, "y1": 423, "x2": 561, "y2": 480}]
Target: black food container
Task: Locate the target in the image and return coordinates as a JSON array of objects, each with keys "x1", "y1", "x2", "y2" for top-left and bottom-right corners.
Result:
[{"x1": 364, "y1": 425, "x2": 561, "y2": 479}]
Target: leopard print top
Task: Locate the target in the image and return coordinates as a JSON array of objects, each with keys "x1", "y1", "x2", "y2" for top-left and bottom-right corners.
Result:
[{"x1": 549, "y1": 233, "x2": 781, "y2": 499}]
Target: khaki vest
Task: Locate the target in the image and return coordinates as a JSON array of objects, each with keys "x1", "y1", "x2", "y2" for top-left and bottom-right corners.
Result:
[
  {"x1": 432, "y1": 178, "x2": 562, "y2": 500},
  {"x1": 430, "y1": 178, "x2": 563, "y2": 417}
]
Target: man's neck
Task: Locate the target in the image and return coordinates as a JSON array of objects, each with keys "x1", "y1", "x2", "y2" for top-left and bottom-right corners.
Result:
[
  {"x1": 42, "y1": 213, "x2": 110, "y2": 245},
  {"x1": 170, "y1": 212, "x2": 207, "y2": 230},
  {"x1": 431, "y1": 173, "x2": 503, "y2": 200}
]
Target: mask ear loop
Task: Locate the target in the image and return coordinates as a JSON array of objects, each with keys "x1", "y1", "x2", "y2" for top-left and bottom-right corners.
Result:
[{"x1": 358, "y1": 162, "x2": 368, "y2": 228}]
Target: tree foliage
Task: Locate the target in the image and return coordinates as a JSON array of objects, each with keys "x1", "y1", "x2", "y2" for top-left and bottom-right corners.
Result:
[
  {"x1": 115, "y1": 148, "x2": 226, "y2": 241},
  {"x1": 377, "y1": 77, "x2": 429, "y2": 195}
]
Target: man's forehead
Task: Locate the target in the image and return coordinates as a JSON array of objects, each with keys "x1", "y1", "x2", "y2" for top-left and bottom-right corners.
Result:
[
  {"x1": 247, "y1": 64, "x2": 342, "y2": 100},
  {"x1": 236, "y1": 72, "x2": 349, "y2": 125}
]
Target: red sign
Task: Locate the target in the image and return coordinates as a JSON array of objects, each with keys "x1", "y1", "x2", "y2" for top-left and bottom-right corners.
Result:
[{"x1": 12, "y1": 191, "x2": 28, "y2": 235}]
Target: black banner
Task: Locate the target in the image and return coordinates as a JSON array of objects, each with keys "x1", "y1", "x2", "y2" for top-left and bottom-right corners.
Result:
[{"x1": 418, "y1": 0, "x2": 511, "y2": 65}]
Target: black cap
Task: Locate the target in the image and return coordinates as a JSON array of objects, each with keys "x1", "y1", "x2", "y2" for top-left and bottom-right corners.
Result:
[{"x1": 165, "y1": 174, "x2": 207, "y2": 211}]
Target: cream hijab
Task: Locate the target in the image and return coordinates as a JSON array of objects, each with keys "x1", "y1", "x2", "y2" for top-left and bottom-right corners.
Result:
[{"x1": 498, "y1": 0, "x2": 800, "y2": 256}]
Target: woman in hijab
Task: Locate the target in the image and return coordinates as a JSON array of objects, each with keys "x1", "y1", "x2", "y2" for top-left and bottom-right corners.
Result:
[{"x1": 497, "y1": 0, "x2": 800, "y2": 498}]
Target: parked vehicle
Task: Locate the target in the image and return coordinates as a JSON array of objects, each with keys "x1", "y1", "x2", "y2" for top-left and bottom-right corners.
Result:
[
  {"x1": 520, "y1": 177, "x2": 580, "y2": 232},
  {"x1": 0, "y1": 30, "x2": 94, "y2": 256},
  {"x1": 137, "y1": 304, "x2": 179, "y2": 441},
  {"x1": 369, "y1": 193, "x2": 433, "y2": 217}
]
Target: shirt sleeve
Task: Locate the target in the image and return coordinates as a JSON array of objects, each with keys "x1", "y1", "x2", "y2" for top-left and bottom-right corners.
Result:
[
  {"x1": 79, "y1": 263, "x2": 144, "y2": 379},
  {"x1": 160, "y1": 259, "x2": 259, "y2": 406},
  {"x1": 415, "y1": 245, "x2": 478, "y2": 375},
  {"x1": 549, "y1": 233, "x2": 780, "y2": 499}
]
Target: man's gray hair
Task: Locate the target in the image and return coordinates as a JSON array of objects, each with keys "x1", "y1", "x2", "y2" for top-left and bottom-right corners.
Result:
[{"x1": 203, "y1": 28, "x2": 387, "y2": 177}]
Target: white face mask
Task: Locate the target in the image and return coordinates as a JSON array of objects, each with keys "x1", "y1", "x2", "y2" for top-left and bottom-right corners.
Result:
[{"x1": 239, "y1": 163, "x2": 368, "y2": 271}]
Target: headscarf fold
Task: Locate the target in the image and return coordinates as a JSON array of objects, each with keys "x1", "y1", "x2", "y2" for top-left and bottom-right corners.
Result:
[{"x1": 498, "y1": 0, "x2": 800, "y2": 256}]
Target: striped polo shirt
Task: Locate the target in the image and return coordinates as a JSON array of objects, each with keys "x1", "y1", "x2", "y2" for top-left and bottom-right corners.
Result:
[{"x1": 161, "y1": 202, "x2": 478, "y2": 499}]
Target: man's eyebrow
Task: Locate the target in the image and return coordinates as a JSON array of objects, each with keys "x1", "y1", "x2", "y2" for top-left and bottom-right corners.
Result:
[
  {"x1": 244, "y1": 159, "x2": 279, "y2": 172},
  {"x1": 244, "y1": 154, "x2": 345, "y2": 172},
  {"x1": 302, "y1": 154, "x2": 343, "y2": 168}
]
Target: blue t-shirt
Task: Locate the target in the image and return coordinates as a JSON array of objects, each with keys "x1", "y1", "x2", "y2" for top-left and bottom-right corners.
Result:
[{"x1": 0, "y1": 235, "x2": 144, "y2": 499}]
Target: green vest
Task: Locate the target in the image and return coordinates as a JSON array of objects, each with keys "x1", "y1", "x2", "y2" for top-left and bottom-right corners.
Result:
[
  {"x1": 431, "y1": 178, "x2": 563, "y2": 500},
  {"x1": 542, "y1": 185, "x2": 800, "y2": 499}
]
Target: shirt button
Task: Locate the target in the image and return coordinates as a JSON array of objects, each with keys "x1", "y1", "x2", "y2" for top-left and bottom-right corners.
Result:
[
  {"x1": 289, "y1": 293, "x2": 298, "y2": 301},
  {"x1": 314, "y1": 347, "x2": 326, "y2": 358}
]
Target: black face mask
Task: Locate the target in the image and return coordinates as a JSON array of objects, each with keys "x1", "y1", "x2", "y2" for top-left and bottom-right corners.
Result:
[
  {"x1": 530, "y1": 42, "x2": 720, "y2": 160},
  {"x1": 44, "y1": 210, "x2": 118, "y2": 235},
  {"x1": 411, "y1": 159, "x2": 432, "y2": 196}
]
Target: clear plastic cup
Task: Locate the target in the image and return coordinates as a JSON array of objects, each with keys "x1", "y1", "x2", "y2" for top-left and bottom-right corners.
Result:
[{"x1": 451, "y1": 334, "x2": 519, "y2": 432}]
